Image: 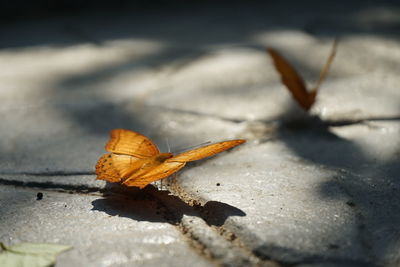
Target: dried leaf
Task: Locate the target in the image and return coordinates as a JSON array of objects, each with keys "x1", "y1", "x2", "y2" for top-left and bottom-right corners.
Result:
[{"x1": 0, "y1": 242, "x2": 71, "y2": 267}]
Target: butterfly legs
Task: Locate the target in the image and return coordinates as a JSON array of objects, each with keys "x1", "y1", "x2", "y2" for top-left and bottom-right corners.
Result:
[{"x1": 153, "y1": 171, "x2": 178, "y2": 191}]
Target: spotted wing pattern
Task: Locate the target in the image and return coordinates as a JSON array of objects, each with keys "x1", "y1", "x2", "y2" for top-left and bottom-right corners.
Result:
[{"x1": 95, "y1": 153, "x2": 122, "y2": 183}]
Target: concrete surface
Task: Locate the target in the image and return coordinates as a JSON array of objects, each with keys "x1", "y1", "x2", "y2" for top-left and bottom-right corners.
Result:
[{"x1": 0, "y1": 1, "x2": 399, "y2": 266}]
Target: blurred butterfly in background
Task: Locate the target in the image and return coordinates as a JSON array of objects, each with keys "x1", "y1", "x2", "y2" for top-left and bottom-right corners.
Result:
[
  {"x1": 95, "y1": 129, "x2": 246, "y2": 189},
  {"x1": 267, "y1": 39, "x2": 338, "y2": 111}
]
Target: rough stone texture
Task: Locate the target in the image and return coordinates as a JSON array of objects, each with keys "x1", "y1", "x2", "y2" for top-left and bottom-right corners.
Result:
[
  {"x1": 174, "y1": 142, "x2": 364, "y2": 264},
  {"x1": 0, "y1": 186, "x2": 211, "y2": 267},
  {"x1": 175, "y1": 120, "x2": 400, "y2": 265},
  {"x1": 0, "y1": 1, "x2": 399, "y2": 266}
]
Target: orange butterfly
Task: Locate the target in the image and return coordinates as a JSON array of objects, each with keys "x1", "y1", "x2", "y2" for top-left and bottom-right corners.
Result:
[
  {"x1": 95, "y1": 129, "x2": 246, "y2": 188},
  {"x1": 267, "y1": 39, "x2": 338, "y2": 111}
]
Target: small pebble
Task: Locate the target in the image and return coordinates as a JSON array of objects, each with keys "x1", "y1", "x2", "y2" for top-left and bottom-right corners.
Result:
[{"x1": 36, "y1": 192, "x2": 43, "y2": 200}]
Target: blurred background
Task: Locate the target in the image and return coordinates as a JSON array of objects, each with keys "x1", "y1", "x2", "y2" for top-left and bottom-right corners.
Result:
[
  {"x1": 0, "y1": 0, "x2": 399, "y2": 172},
  {"x1": 1, "y1": 2, "x2": 400, "y2": 266}
]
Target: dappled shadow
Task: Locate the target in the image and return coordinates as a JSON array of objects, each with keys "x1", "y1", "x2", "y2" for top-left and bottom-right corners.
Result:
[
  {"x1": 1, "y1": 0, "x2": 399, "y2": 171},
  {"x1": 273, "y1": 96, "x2": 400, "y2": 265},
  {"x1": 58, "y1": 46, "x2": 207, "y2": 92},
  {"x1": 1, "y1": 1, "x2": 400, "y2": 49},
  {"x1": 254, "y1": 243, "x2": 370, "y2": 266},
  {"x1": 60, "y1": 102, "x2": 148, "y2": 136},
  {"x1": 0, "y1": 1, "x2": 399, "y2": 265},
  {"x1": 200, "y1": 201, "x2": 246, "y2": 227},
  {"x1": 91, "y1": 185, "x2": 246, "y2": 225},
  {"x1": 275, "y1": 109, "x2": 371, "y2": 169}
]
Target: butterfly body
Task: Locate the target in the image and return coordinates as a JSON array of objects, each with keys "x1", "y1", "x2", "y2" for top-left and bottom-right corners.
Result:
[
  {"x1": 96, "y1": 129, "x2": 245, "y2": 188},
  {"x1": 303, "y1": 91, "x2": 317, "y2": 111}
]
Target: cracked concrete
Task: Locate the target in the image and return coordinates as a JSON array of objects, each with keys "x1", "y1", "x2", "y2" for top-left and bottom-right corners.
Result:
[{"x1": 1, "y1": 1, "x2": 400, "y2": 266}]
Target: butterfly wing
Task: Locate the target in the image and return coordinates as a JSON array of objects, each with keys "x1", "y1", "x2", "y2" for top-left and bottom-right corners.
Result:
[
  {"x1": 95, "y1": 153, "x2": 123, "y2": 183},
  {"x1": 313, "y1": 38, "x2": 338, "y2": 92},
  {"x1": 267, "y1": 48, "x2": 314, "y2": 111},
  {"x1": 111, "y1": 154, "x2": 149, "y2": 178},
  {"x1": 123, "y1": 139, "x2": 245, "y2": 188},
  {"x1": 167, "y1": 139, "x2": 245, "y2": 163},
  {"x1": 123, "y1": 161, "x2": 185, "y2": 189},
  {"x1": 95, "y1": 153, "x2": 146, "y2": 183},
  {"x1": 105, "y1": 129, "x2": 159, "y2": 158},
  {"x1": 99, "y1": 131, "x2": 245, "y2": 189}
]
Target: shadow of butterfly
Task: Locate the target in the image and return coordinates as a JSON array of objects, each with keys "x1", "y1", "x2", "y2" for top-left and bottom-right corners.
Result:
[
  {"x1": 267, "y1": 39, "x2": 338, "y2": 111},
  {"x1": 96, "y1": 129, "x2": 246, "y2": 189}
]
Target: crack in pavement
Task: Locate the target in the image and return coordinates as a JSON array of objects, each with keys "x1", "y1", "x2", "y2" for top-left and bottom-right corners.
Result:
[
  {"x1": 149, "y1": 105, "x2": 400, "y2": 127},
  {"x1": 166, "y1": 180, "x2": 282, "y2": 267},
  {"x1": 0, "y1": 176, "x2": 276, "y2": 266},
  {"x1": 165, "y1": 167, "x2": 381, "y2": 267},
  {"x1": 0, "y1": 166, "x2": 384, "y2": 266},
  {"x1": 1, "y1": 110, "x2": 397, "y2": 266},
  {"x1": 0, "y1": 177, "x2": 103, "y2": 195}
]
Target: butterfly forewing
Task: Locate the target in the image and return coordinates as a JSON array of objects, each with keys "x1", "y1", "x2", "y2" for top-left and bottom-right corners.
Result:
[
  {"x1": 167, "y1": 139, "x2": 245, "y2": 163},
  {"x1": 105, "y1": 129, "x2": 159, "y2": 158},
  {"x1": 313, "y1": 38, "x2": 338, "y2": 92}
]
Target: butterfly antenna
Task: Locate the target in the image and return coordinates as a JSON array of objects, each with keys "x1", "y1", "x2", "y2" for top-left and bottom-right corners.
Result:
[
  {"x1": 312, "y1": 38, "x2": 338, "y2": 93},
  {"x1": 173, "y1": 141, "x2": 212, "y2": 154},
  {"x1": 165, "y1": 137, "x2": 171, "y2": 153}
]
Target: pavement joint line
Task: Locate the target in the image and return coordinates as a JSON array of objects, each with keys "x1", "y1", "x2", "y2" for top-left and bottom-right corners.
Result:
[
  {"x1": 165, "y1": 176, "x2": 376, "y2": 267},
  {"x1": 321, "y1": 116, "x2": 400, "y2": 126},
  {"x1": 0, "y1": 116, "x2": 397, "y2": 266},
  {"x1": 0, "y1": 162, "x2": 384, "y2": 265},
  {"x1": 0, "y1": 177, "x2": 104, "y2": 196},
  {"x1": 0, "y1": 175, "x2": 269, "y2": 265},
  {"x1": 144, "y1": 187, "x2": 223, "y2": 266},
  {"x1": 146, "y1": 186, "x2": 272, "y2": 267},
  {"x1": 165, "y1": 181, "x2": 280, "y2": 267},
  {"x1": 149, "y1": 104, "x2": 400, "y2": 127},
  {"x1": 0, "y1": 176, "x2": 371, "y2": 266}
]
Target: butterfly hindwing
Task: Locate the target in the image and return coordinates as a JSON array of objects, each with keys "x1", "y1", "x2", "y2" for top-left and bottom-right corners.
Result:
[
  {"x1": 111, "y1": 154, "x2": 146, "y2": 178},
  {"x1": 105, "y1": 129, "x2": 159, "y2": 158},
  {"x1": 95, "y1": 153, "x2": 122, "y2": 183}
]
